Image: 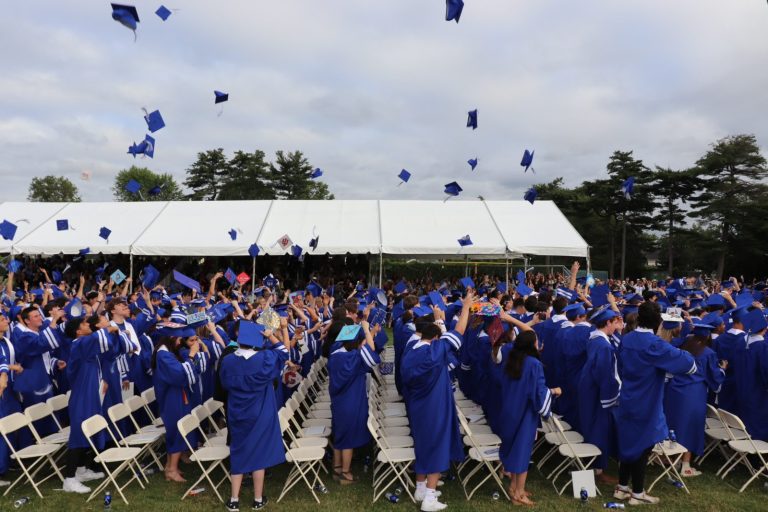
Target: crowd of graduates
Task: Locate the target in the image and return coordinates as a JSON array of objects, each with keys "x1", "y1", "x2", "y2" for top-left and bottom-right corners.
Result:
[{"x1": 1, "y1": 259, "x2": 767, "y2": 510}]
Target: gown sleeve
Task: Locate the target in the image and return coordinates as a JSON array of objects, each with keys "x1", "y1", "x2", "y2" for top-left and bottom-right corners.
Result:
[
  {"x1": 157, "y1": 350, "x2": 199, "y2": 388},
  {"x1": 646, "y1": 338, "x2": 697, "y2": 376},
  {"x1": 528, "y1": 359, "x2": 553, "y2": 418},
  {"x1": 596, "y1": 344, "x2": 621, "y2": 409}
]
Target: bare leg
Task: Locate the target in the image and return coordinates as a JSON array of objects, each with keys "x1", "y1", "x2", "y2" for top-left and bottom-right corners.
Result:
[
  {"x1": 231, "y1": 474, "x2": 243, "y2": 501},
  {"x1": 252, "y1": 469, "x2": 265, "y2": 500},
  {"x1": 515, "y1": 472, "x2": 534, "y2": 504},
  {"x1": 165, "y1": 452, "x2": 186, "y2": 482},
  {"x1": 340, "y1": 449, "x2": 355, "y2": 482},
  {"x1": 333, "y1": 448, "x2": 342, "y2": 478},
  {"x1": 426, "y1": 472, "x2": 441, "y2": 490}
]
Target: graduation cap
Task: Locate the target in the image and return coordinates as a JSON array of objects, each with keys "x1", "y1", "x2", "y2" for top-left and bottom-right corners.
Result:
[
  {"x1": 397, "y1": 169, "x2": 411, "y2": 185},
  {"x1": 445, "y1": 0, "x2": 464, "y2": 22},
  {"x1": 702, "y1": 312, "x2": 724, "y2": 327},
  {"x1": 621, "y1": 176, "x2": 634, "y2": 200},
  {"x1": 125, "y1": 179, "x2": 142, "y2": 195},
  {"x1": 466, "y1": 109, "x2": 477, "y2": 130},
  {"x1": 99, "y1": 227, "x2": 111, "y2": 241},
  {"x1": 306, "y1": 282, "x2": 323, "y2": 297},
  {"x1": 520, "y1": 149, "x2": 535, "y2": 173},
  {"x1": 412, "y1": 305, "x2": 433, "y2": 318},
  {"x1": 428, "y1": 291, "x2": 446, "y2": 311},
  {"x1": 705, "y1": 294, "x2": 726, "y2": 308},
  {"x1": 394, "y1": 280, "x2": 408, "y2": 294},
  {"x1": 336, "y1": 324, "x2": 363, "y2": 343},
  {"x1": 214, "y1": 90, "x2": 229, "y2": 104},
  {"x1": 457, "y1": 235, "x2": 473, "y2": 247},
  {"x1": 78, "y1": 247, "x2": 90, "y2": 256},
  {"x1": 589, "y1": 284, "x2": 611, "y2": 307},
  {"x1": 310, "y1": 168, "x2": 323, "y2": 179},
  {"x1": 149, "y1": 185, "x2": 163, "y2": 196},
  {"x1": 52, "y1": 270, "x2": 62, "y2": 282},
  {"x1": 143, "y1": 134, "x2": 155, "y2": 158},
  {"x1": 730, "y1": 305, "x2": 750, "y2": 324},
  {"x1": 444, "y1": 181, "x2": 463, "y2": 199},
  {"x1": 291, "y1": 245, "x2": 303, "y2": 258},
  {"x1": 142, "y1": 264, "x2": 160, "y2": 288},
  {"x1": 6, "y1": 259, "x2": 22, "y2": 273},
  {"x1": 156, "y1": 323, "x2": 196, "y2": 339},
  {"x1": 143, "y1": 109, "x2": 165, "y2": 132},
  {"x1": 173, "y1": 270, "x2": 201, "y2": 292},
  {"x1": 516, "y1": 282, "x2": 534, "y2": 296},
  {"x1": 224, "y1": 268, "x2": 237, "y2": 285},
  {"x1": 228, "y1": 229, "x2": 238, "y2": 241},
  {"x1": 248, "y1": 243, "x2": 260, "y2": 258},
  {"x1": 735, "y1": 292, "x2": 754, "y2": 308},
  {"x1": 691, "y1": 318, "x2": 717, "y2": 337},
  {"x1": 589, "y1": 305, "x2": 618, "y2": 324},
  {"x1": 744, "y1": 309, "x2": 768, "y2": 334},
  {"x1": 467, "y1": 158, "x2": 478, "y2": 171},
  {"x1": 524, "y1": 187, "x2": 537, "y2": 204},
  {"x1": 111, "y1": 3, "x2": 140, "y2": 40},
  {"x1": 64, "y1": 298, "x2": 84, "y2": 319},
  {"x1": 460, "y1": 276, "x2": 475, "y2": 289},
  {"x1": 128, "y1": 140, "x2": 146, "y2": 158},
  {"x1": 0, "y1": 220, "x2": 17, "y2": 241},
  {"x1": 563, "y1": 302, "x2": 586, "y2": 318},
  {"x1": 56, "y1": 219, "x2": 69, "y2": 231},
  {"x1": 495, "y1": 282, "x2": 508, "y2": 293},
  {"x1": 309, "y1": 235, "x2": 319, "y2": 251},
  {"x1": 273, "y1": 303, "x2": 289, "y2": 317},
  {"x1": 155, "y1": 5, "x2": 171, "y2": 20}
]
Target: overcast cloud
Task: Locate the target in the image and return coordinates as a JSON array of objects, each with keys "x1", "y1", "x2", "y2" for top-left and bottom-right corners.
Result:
[{"x1": 1, "y1": 0, "x2": 767, "y2": 202}]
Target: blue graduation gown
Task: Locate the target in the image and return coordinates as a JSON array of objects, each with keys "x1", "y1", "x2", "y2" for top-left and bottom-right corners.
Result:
[
  {"x1": 545, "y1": 321, "x2": 573, "y2": 396},
  {"x1": 329, "y1": 344, "x2": 380, "y2": 449},
  {"x1": 456, "y1": 325, "x2": 481, "y2": 402},
  {"x1": 67, "y1": 329, "x2": 113, "y2": 450},
  {"x1": 560, "y1": 322, "x2": 592, "y2": 433},
  {"x1": 101, "y1": 329, "x2": 135, "y2": 436},
  {"x1": 179, "y1": 347, "x2": 208, "y2": 409},
  {"x1": 663, "y1": 346, "x2": 724, "y2": 455},
  {"x1": 492, "y1": 347, "x2": 552, "y2": 473},
  {"x1": 393, "y1": 318, "x2": 415, "y2": 395},
  {"x1": 614, "y1": 329, "x2": 696, "y2": 461},
  {"x1": 0, "y1": 336, "x2": 23, "y2": 475},
  {"x1": 154, "y1": 348, "x2": 201, "y2": 454},
  {"x1": 577, "y1": 331, "x2": 620, "y2": 468},
  {"x1": 220, "y1": 343, "x2": 289, "y2": 474},
  {"x1": 734, "y1": 337, "x2": 768, "y2": 441},
  {"x1": 12, "y1": 323, "x2": 60, "y2": 435},
  {"x1": 713, "y1": 329, "x2": 747, "y2": 415},
  {"x1": 401, "y1": 330, "x2": 464, "y2": 474},
  {"x1": 201, "y1": 338, "x2": 222, "y2": 404}
]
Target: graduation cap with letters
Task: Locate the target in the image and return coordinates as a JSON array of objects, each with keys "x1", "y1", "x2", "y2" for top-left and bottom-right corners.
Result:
[{"x1": 336, "y1": 324, "x2": 363, "y2": 343}]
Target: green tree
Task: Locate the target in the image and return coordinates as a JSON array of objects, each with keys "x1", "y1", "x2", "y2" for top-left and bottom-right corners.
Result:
[
  {"x1": 269, "y1": 150, "x2": 334, "y2": 200},
  {"x1": 184, "y1": 148, "x2": 228, "y2": 200},
  {"x1": 27, "y1": 175, "x2": 81, "y2": 202},
  {"x1": 218, "y1": 150, "x2": 274, "y2": 200},
  {"x1": 689, "y1": 134, "x2": 768, "y2": 279},
  {"x1": 112, "y1": 166, "x2": 185, "y2": 201}
]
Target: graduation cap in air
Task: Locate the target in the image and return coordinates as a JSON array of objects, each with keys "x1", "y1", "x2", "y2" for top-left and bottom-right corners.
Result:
[
  {"x1": 458, "y1": 235, "x2": 473, "y2": 247},
  {"x1": 445, "y1": 0, "x2": 464, "y2": 22},
  {"x1": 397, "y1": 169, "x2": 411, "y2": 186},
  {"x1": 99, "y1": 227, "x2": 112, "y2": 241},
  {"x1": 444, "y1": 181, "x2": 463, "y2": 200},
  {"x1": 460, "y1": 276, "x2": 475, "y2": 289},
  {"x1": 127, "y1": 140, "x2": 146, "y2": 158},
  {"x1": 111, "y1": 3, "x2": 140, "y2": 40},
  {"x1": 125, "y1": 179, "x2": 142, "y2": 195},
  {"x1": 467, "y1": 158, "x2": 478, "y2": 171},
  {"x1": 229, "y1": 229, "x2": 238, "y2": 241},
  {"x1": 52, "y1": 270, "x2": 62, "y2": 283},
  {"x1": 248, "y1": 243, "x2": 260, "y2": 258},
  {"x1": 466, "y1": 109, "x2": 478, "y2": 130},
  {"x1": 524, "y1": 187, "x2": 537, "y2": 204},
  {"x1": 0, "y1": 220, "x2": 17, "y2": 241},
  {"x1": 64, "y1": 298, "x2": 85, "y2": 319},
  {"x1": 291, "y1": 245, "x2": 303, "y2": 258},
  {"x1": 516, "y1": 282, "x2": 534, "y2": 297},
  {"x1": 309, "y1": 235, "x2": 319, "y2": 251},
  {"x1": 173, "y1": 270, "x2": 201, "y2": 292},
  {"x1": 6, "y1": 259, "x2": 22, "y2": 273},
  {"x1": 56, "y1": 219, "x2": 70, "y2": 231},
  {"x1": 143, "y1": 109, "x2": 165, "y2": 132},
  {"x1": 143, "y1": 134, "x2": 155, "y2": 158},
  {"x1": 224, "y1": 268, "x2": 237, "y2": 285},
  {"x1": 306, "y1": 281, "x2": 323, "y2": 297},
  {"x1": 149, "y1": 185, "x2": 163, "y2": 196},
  {"x1": 214, "y1": 90, "x2": 229, "y2": 104},
  {"x1": 621, "y1": 177, "x2": 634, "y2": 200},
  {"x1": 310, "y1": 168, "x2": 323, "y2": 179},
  {"x1": 78, "y1": 247, "x2": 90, "y2": 256},
  {"x1": 142, "y1": 264, "x2": 160, "y2": 288},
  {"x1": 155, "y1": 5, "x2": 172, "y2": 20},
  {"x1": 428, "y1": 291, "x2": 446, "y2": 311},
  {"x1": 521, "y1": 149, "x2": 535, "y2": 173}
]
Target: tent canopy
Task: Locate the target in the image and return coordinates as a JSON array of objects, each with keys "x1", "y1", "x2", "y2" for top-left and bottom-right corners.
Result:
[{"x1": 1, "y1": 200, "x2": 588, "y2": 258}]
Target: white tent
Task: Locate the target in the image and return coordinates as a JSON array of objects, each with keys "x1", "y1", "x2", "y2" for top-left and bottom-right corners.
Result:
[{"x1": 1, "y1": 200, "x2": 589, "y2": 259}]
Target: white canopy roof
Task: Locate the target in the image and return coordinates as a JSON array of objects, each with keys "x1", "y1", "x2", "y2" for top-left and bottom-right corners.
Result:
[{"x1": 1, "y1": 200, "x2": 588, "y2": 258}]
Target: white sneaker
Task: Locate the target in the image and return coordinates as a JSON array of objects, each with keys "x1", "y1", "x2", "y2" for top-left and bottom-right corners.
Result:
[
  {"x1": 0, "y1": 480, "x2": 10, "y2": 487},
  {"x1": 629, "y1": 491, "x2": 660, "y2": 505},
  {"x1": 614, "y1": 486, "x2": 632, "y2": 500},
  {"x1": 414, "y1": 488, "x2": 442, "y2": 502},
  {"x1": 76, "y1": 467, "x2": 105, "y2": 482},
  {"x1": 63, "y1": 477, "x2": 91, "y2": 494},
  {"x1": 680, "y1": 467, "x2": 702, "y2": 477},
  {"x1": 420, "y1": 497, "x2": 447, "y2": 512}
]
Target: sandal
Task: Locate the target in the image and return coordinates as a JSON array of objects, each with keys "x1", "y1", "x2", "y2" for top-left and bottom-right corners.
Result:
[
  {"x1": 339, "y1": 471, "x2": 357, "y2": 485},
  {"x1": 332, "y1": 466, "x2": 342, "y2": 481},
  {"x1": 681, "y1": 467, "x2": 702, "y2": 477},
  {"x1": 512, "y1": 495, "x2": 535, "y2": 506}
]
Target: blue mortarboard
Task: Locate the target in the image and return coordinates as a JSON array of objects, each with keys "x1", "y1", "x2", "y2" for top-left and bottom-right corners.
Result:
[
  {"x1": 111, "y1": 3, "x2": 139, "y2": 38},
  {"x1": 99, "y1": 227, "x2": 111, "y2": 241},
  {"x1": 702, "y1": 312, "x2": 723, "y2": 327},
  {"x1": 0, "y1": 220, "x2": 17, "y2": 241},
  {"x1": 394, "y1": 280, "x2": 408, "y2": 294},
  {"x1": 460, "y1": 276, "x2": 475, "y2": 289},
  {"x1": 224, "y1": 268, "x2": 237, "y2": 285},
  {"x1": 735, "y1": 292, "x2": 754, "y2": 308},
  {"x1": 6, "y1": 259, "x2": 22, "y2": 273},
  {"x1": 520, "y1": 149, "x2": 535, "y2": 173},
  {"x1": 563, "y1": 303, "x2": 586, "y2": 318},
  {"x1": 413, "y1": 305, "x2": 433, "y2": 318},
  {"x1": 248, "y1": 243, "x2": 260, "y2": 258},
  {"x1": 228, "y1": 228, "x2": 237, "y2": 241},
  {"x1": 128, "y1": 140, "x2": 145, "y2": 158},
  {"x1": 125, "y1": 179, "x2": 142, "y2": 194},
  {"x1": 310, "y1": 168, "x2": 323, "y2": 179},
  {"x1": 398, "y1": 169, "x2": 411, "y2": 184},
  {"x1": 524, "y1": 187, "x2": 537, "y2": 204},
  {"x1": 56, "y1": 219, "x2": 69, "y2": 231},
  {"x1": 156, "y1": 324, "x2": 196, "y2": 339},
  {"x1": 444, "y1": 181, "x2": 463, "y2": 197},
  {"x1": 721, "y1": 281, "x2": 735, "y2": 290},
  {"x1": 496, "y1": 282, "x2": 507, "y2": 293},
  {"x1": 445, "y1": 0, "x2": 464, "y2": 22},
  {"x1": 143, "y1": 134, "x2": 155, "y2": 158},
  {"x1": 428, "y1": 291, "x2": 446, "y2": 311},
  {"x1": 142, "y1": 264, "x2": 160, "y2": 288},
  {"x1": 306, "y1": 282, "x2": 323, "y2": 297},
  {"x1": 214, "y1": 90, "x2": 229, "y2": 104},
  {"x1": 52, "y1": 270, "x2": 62, "y2": 282},
  {"x1": 589, "y1": 306, "x2": 618, "y2": 324},
  {"x1": 516, "y1": 282, "x2": 534, "y2": 296},
  {"x1": 143, "y1": 109, "x2": 165, "y2": 132},
  {"x1": 273, "y1": 303, "x2": 289, "y2": 317},
  {"x1": 590, "y1": 284, "x2": 611, "y2": 307},
  {"x1": 621, "y1": 176, "x2": 634, "y2": 200},
  {"x1": 466, "y1": 109, "x2": 477, "y2": 130},
  {"x1": 155, "y1": 5, "x2": 171, "y2": 20},
  {"x1": 744, "y1": 309, "x2": 768, "y2": 334},
  {"x1": 458, "y1": 235, "x2": 473, "y2": 247},
  {"x1": 336, "y1": 324, "x2": 363, "y2": 343},
  {"x1": 78, "y1": 247, "x2": 90, "y2": 256},
  {"x1": 730, "y1": 305, "x2": 750, "y2": 324},
  {"x1": 706, "y1": 294, "x2": 726, "y2": 308},
  {"x1": 467, "y1": 158, "x2": 478, "y2": 171},
  {"x1": 64, "y1": 298, "x2": 85, "y2": 319},
  {"x1": 309, "y1": 236, "x2": 319, "y2": 251},
  {"x1": 149, "y1": 185, "x2": 163, "y2": 196},
  {"x1": 173, "y1": 270, "x2": 201, "y2": 292},
  {"x1": 209, "y1": 303, "x2": 234, "y2": 324},
  {"x1": 291, "y1": 245, "x2": 303, "y2": 258},
  {"x1": 691, "y1": 318, "x2": 716, "y2": 337}
]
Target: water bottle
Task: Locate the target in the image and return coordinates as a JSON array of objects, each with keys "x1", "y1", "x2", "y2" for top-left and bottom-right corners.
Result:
[
  {"x1": 491, "y1": 491, "x2": 500, "y2": 500},
  {"x1": 104, "y1": 491, "x2": 112, "y2": 510},
  {"x1": 394, "y1": 486, "x2": 403, "y2": 496},
  {"x1": 580, "y1": 487, "x2": 589, "y2": 504},
  {"x1": 603, "y1": 503, "x2": 626, "y2": 509},
  {"x1": 363, "y1": 455, "x2": 371, "y2": 473},
  {"x1": 13, "y1": 497, "x2": 30, "y2": 508},
  {"x1": 314, "y1": 483, "x2": 329, "y2": 494},
  {"x1": 385, "y1": 492, "x2": 399, "y2": 503},
  {"x1": 669, "y1": 429, "x2": 677, "y2": 446},
  {"x1": 666, "y1": 477, "x2": 684, "y2": 489}
]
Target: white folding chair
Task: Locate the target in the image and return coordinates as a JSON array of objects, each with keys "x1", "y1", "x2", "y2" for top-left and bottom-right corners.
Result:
[
  {"x1": 0, "y1": 413, "x2": 64, "y2": 498},
  {"x1": 46, "y1": 393, "x2": 71, "y2": 435},
  {"x1": 367, "y1": 416, "x2": 416, "y2": 503},
  {"x1": 277, "y1": 413, "x2": 327, "y2": 503},
  {"x1": 455, "y1": 408, "x2": 509, "y2": 501},
  {"x1": 24, "y1": 402, "x2": 70, "y2": 445},
  {"x1": 647, "y1": 440, "x2": 690, "y2": 494},
  {"x1": 177, "y1": 414, "x2": 231, "y2": 502},
  {"x1": 547, "y1": 416, "x2": 602, "y2": 495},
  {"x1": 124, "y1": 395, "x2": 166, "y2": 435},
  {"x1": 696, "y1": 404, "x2": 731, "y2": 466},
  {"x1": 107, "y1": 403, "x2": 165, "y2": 474},
  {"x1": 81, "y1": 414, "x2": 145, "y2": 504},
  {"x1": 140, "y1": 387, "x2": 164, "y2": 427},
  {"x1": 717, "y1": 409, "x2": 768, "y2": 492}
]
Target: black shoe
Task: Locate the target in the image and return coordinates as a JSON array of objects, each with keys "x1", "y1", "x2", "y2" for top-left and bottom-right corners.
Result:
[
  {"x1": 253, "y1": 496, "x2": 268, "y2": 510},
  {"x1": 225, "y1": 499, "x2": 240, "y2": 512}
]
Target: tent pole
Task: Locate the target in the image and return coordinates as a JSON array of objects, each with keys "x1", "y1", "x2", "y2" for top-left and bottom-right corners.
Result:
[
  {"x1": 505, "y1": 256, "x2": 509, "y2": 290},
  {"x1": 252, "y1": 257, "x2": 256, "y2": 295},
  {"x1": 464, "y1": 255, "x2": 469, "y2": 276},
  {"x1": 129, "y1": 253, "x2": 134, "y2": 294},
  {"x1": 378, "y1": 251, "x2": 383, "y2": 288}
]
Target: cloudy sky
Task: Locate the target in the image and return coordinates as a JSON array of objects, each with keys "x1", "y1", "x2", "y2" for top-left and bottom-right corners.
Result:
[{"x1": 1, "y1": 1, "x2": 767, "y2": 202}]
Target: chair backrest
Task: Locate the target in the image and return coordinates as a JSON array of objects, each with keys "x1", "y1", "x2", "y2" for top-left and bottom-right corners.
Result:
[
  {"x1": 0, "y1": 412, "x2": 32, "y2": 436},
  {"x1": 550, "y1": 416, "x2": 575, "y2": 450},
  {"x1": 81, "y1": 414, "x2": 109, "y2": 439},
  {"x1": 455, "y1": 407, "x2": 473, "y2": 437},
  {"x1": 125, "y1": 395, "x2": 145, "y2": 414},
  {"x1": 718, "y1": 409, "x2": 748, "y2": 436},
  {"x1": 192, "y1": 405, "x2": 208, "y2": 423},
  {"x1": 177, "y1": 413, "x2": 199, "y2": 438},
  {"x1": 24, "y1": 402, "x2": 53, "y2": 423},
  {"x1": 108, "y1": 403, "x2": 132, "y2": 425},
  {"x1": 278, "y1": 409, "x2": 290, "y2": 434},
  {"x1": 141, "y1": 387, "x2": 156, "y2": 405},
  {"x1": 47, "y1": 393, "x2": 69, "y2": 412}
]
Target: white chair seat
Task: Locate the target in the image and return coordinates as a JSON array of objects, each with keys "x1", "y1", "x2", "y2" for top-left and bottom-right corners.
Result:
[
  {"x1": 654, "y1": 441, "x2": 688, "y2": 456},
  {"x1": 205, "y1": 436, "x2": 228, "y2": 447},
  {"x1": 300, "y1": 426, "x2": 331, "y2": 437},
  {"x1": 380, "y1": 408, "x2": 406, "y2": 418},
  {"x1": 468, "y1": 446, "x2": 501, "y2": 461},
  {"x1": 729, "y1": 440, "x2": 768, "y2": 454},
  {"x1": 303, "y1": 418, "x2": 332, "y2": 428},
  {"x1": 466, "y1": 433, "x2": 501, "y2": 446},
  {"x1": 376, "y1": 447, "x2": 414, "y2": 463},
  {"x1": 545, "y1": 431, "x2": 584, "y2": 444},
  {"x1": 286, "y1": 446, "x2": 325, "y2": 462},
  {"x1": 121, "y1": 432, "x2": 163, "y2": 445},
  {"x1": 456, "y1": 400, "x2": 477, "y2": 408},
  {"x1": 464, "y1": 424, "x2": 493, "y2": 434},
  {"x1": 704, "y1": 428, "x2": 730, "y2": 441},
  {"x1": 41, "y1": 431, "x2": 69, "y2": 444},
  {"x1": 191, "y1": 446, "x2": 230, "y2": 462},
  {"x1": 290, "y1": 437, "x2": 328, "y2": 449},
  {"x1": 139, "y1": 424, "x2": 165, "y2": 434},
  {"x1": 381, "y1": 426, "x2": 410, "y2": 437},
  {"x1": 308, "y1": 410, "x2": 332, "y2": 419},
  {"x1": 380, "y1": 435, "x2": 413, "y2": 449},
  {"x1": 95, "y1": 447, "x2": 142, "y2": 464},
  {"x1": 380, "y1": 416, "x2": 409, "y2": 427},
  {"x1": 12, "y1": 443, "x2": 61, "y2": 459},
  {"x1": 311, "y1": 402, "x2": 331, "y2": 410},
  {"x1": 558, "y1": 443, "x2": 601, "y2": 458}
]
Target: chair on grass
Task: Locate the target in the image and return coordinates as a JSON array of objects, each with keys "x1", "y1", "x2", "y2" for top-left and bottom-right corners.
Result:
[
  {"x1": 717, "y1": 409, "x2": 768, "y2": 492},
  {"x1": 177, "y1": 414, "x2": 231, "y2": 502},
  {"x1": 547, "y1": 416, "x2": 602, "y2": 496},
  {"x1": 367, "y1": 416, "x2": 416, "y2": 503},
  {"x1": 647, "y1": 439, "x2": 690, "y2": 494},
  {"x1": 455, "y1": 408, "x2": 509, "y2": 501},
  {"x1": 276, "y1": 413, "x2": 327, "y2": 504},
  {"x1": 107, "y1": 402, "x2": 165, "y2": 474}
]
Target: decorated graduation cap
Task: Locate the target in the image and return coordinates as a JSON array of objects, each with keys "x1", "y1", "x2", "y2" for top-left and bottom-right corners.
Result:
[
  {"x1": 661, "y1": 312, "x2": 684, "y2": 330},
  {"x1": 520, "y1": 149, "x2": 535, "y2": 173},
  {"x1": 524, "y1": 187, "x2": 537, "y2": 204},
  {"x1": 467, "y1": 158, "x2": 478, "y2": 171},
  {"x1": 0, "y1": 220, "x2": 17, "y2": 241},
  {"x1": 111, "y1": 3, "x2": 139, "y2": 40},
  {"x1": 156, "y1": 323, "x2": 196, "y2": 339},
  {"x1": 621, "y1": 176, "x2": 635, "y2": 200},
  {"x1": 466, "y1": 109, "x2": 477, "y2": 130},
  {"x1": 445, "y1": 0, "x2": 464, "y2": 22},
  {"x1": 99, "y1": 227, "x2": 112, "y2": 241},
  {"x1": 64, "y1": 298, "x2": 85, "y2": 319},
  {"x1": 224, "y1": 268, "x2": 237, "y2": 285},
  {"x1": 397, "y1": 169, "x2": 411, "y2": 185},
  {"x1": 457, "y1": 235, "x2": 472, "y2": 247},
  {"x1": 143, "y1": 109, "x2": 165, "y2": 132},
  {"x1": 310, "y1": 168, "x2": 323, "y2": 179},
  {"x1": 336, "y1": 324, "x2": 363, "y2": 343},
  {"x1": 444, "y1": 181, "x2": 463, "y2": 199}
]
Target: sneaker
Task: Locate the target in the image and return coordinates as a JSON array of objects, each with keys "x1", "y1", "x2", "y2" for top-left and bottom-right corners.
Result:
[
  {"x1": 421, "y1": 498, "x2": 448, "y2": 512},
  {"x1": 629, "y1": 491, "x2": 660, "y2": 505},
  {"x1": 63, "y1": 477, "x2": 91, "y2": 494},
  {"x1": 613, "y1": 486, "x2": 632, "y2": 501},
  {"x1": 681, "y1": 467, "x2": 702, "y2": 477},
  {"x1": 414, "y1": 488, "x2": 442, "y2": 502},
  {"x1": 75, "y1": 467, "x2": 105, "y2": 482},
  {"x1": 0, "y1": 480, "x2": 10, "y2": 487},
  {"x1": 225, "y1": 499, "x2": 240, "y2": 512},
  {"x1": 252, "y1": 496, "x2": 268, "y2": 510}
]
